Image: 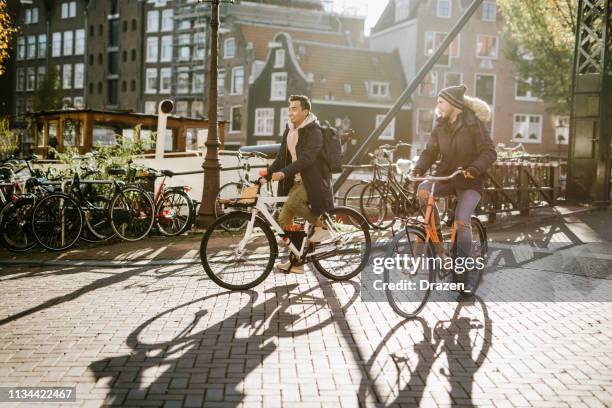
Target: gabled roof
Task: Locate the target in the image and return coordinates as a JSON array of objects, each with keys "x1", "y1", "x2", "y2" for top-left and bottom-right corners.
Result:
[
  {"x1": 240, "y1": 23, "x2": 349, "y2": 60},
  {"x1": 290, "y1": 39, "x2": 406, "y2": 104},
  {"x1": 371, "y1": 0, "x2": 422, "y2": 35}
]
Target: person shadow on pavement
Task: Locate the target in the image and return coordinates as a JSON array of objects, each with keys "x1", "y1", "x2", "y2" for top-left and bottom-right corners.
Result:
[{"x1": 89, "y1": 280, "x2": 359, "y2": 406}]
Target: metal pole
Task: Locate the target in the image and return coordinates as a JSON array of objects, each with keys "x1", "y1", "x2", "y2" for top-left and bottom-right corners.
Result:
[
  {"x1": 333, "y1": 0, "x2": 484, "y2": 191},
  {"x1": 197, "y1": 0, "x2": 221, "y2": 228}
]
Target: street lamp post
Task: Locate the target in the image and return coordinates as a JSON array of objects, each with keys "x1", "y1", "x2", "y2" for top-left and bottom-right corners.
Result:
[{"x1": 197, "y1": 0, "x2": 232, "y2": 228}]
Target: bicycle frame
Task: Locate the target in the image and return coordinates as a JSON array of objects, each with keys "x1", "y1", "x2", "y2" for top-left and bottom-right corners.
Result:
[{"x1": 421, "y1": 182, "x2": 456, "y2": 246}]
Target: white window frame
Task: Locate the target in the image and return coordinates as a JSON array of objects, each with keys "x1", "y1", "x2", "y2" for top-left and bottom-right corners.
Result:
[
  {"x1": 37, "y1": 34, "x2": 47, "y2": 59},
  {"x1": 376, "y1": 114, "x2": 396, "y2": 140},
  {"x1": 512, "y1": 114, "x2": 543, "y2": 144},
  {"x1": 51, "y1": 32, "x2": 61, "y2": 57},
  {"x1": 144, "y1": 101, "x2": 157, "y2": 115},
  {"x1": 418, "y1": 71, "x2": 438, "y2": 97},
  {"x1": 16, "y1": 68, "x2": 25, "y2": 92},
  {"x1": 270, "y1": 72, "x2": 287, "y2": 101},
  {"x1": 424, "y1": 31, "x2": 460, "y2": 65},
  {"x1": 26, "y1": 67, "x2": 36, "y2": 91},
  {"x1": 161, "y1": 9, "x2": 174, "y2": 32},
  {"x1": 254, "y1": 108, "x2": 274, "y2": 136},
  {"x1": 554, "y1": 116, "x2": 570, "y2": 145},
  {"x1": 474, "y1": 73, "x2": 496, "y2": 106},
  {"x1": 444, "y1": 71, "x2": 463, "y2": 88},
  {"x1": 274, "y1": 49, "x2": 285, "y2": 68},
  {"x1": 229, "y1": 105, "x2": 242, "y2": 133},
  {"x1": 395, "y1": 0, "x2": 412, "y2": 22},
  {"x1": 192, "y1": 71, "x2": 204, "y2": 93},
  {"x1": 482, "y1": 1, "x2": 497, "y2": 22},
  {"x1": 63, "y1": 30, "x2": 73, "y2": 56},
  {"x1": 74, "y1": 63, "x2": 84, "y2": 89},
  {"x1": 147, "y1": 10, "x2": 159, "y2": 33},
  {"x1": 217, "y1": 69, "x2": 225, "y2": 95},
  {"x1": 231, "y1": 66, "x2": 244, "y2": 95},
  {"x1": 159, "y1": 67, "x2": 172, "y2": 94},
  {"x1": 27, "y1": 35, "x2": 36, "y2": 60},
  {"x1": 368, "y1": 81, "x2": 390, "y2": 98},
  {"x1": 145, "y1": 68, "x2": 158, "y2": 94},
  {"x1": 514, "y1": 76, "x2": 542, "y2": 102},
  {"x1": 75, "y1": 29, "x2": 85, "y2": 55},
  {"x1": 37, "y1": 66, "x2": 46, "y2": 88},
  {"x1": 436, "y1": 0, "x2": 451, "y2": 18},
  {"x1": 146, "y1": 37, "x2": 159, "y2": 62},
  {"x1": 69, "y1": 1, "x2": 76, "y2": 17},
  {"x1": 17, "y1": 36, "x2": 25, "y2": 60},
  {"x1": 177, "y1": 71, "x2": 190, "y2": 94},
  {"x1": 224, "y1": 37, "x2": 236, "y2": 59},
  {"x1": 279, "y1": 107, "x2": 289, "y2": 136},
  {"x1": 476, "y1": 34, "x2": 499, "y2": 59},
  {"x1": 62, "y1": 64, "x2": 72, "y2": 89},
  {"x1": 160, "y1": 35, "x2": 172, "y2": 62},
  {"x1": 416, "y1": 109, "x2": 435, "y2": 136}
]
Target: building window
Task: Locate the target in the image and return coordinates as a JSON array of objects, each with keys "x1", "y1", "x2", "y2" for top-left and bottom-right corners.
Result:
[
  {"x1": 254, "y1": 109, "x2": 274, "y2": 136},
  {"x1": 25, "y1": 8, "x2": 39, "y2": 24},
  {"x1": 38, "y1": 34, "x2": 47, "y2": 58},
  {"x1": 178, "y1": 34, "x2": 190, "y2": 61},
  {"x1": 131, "y1": 49, "x2": 136, "y2": 61},
  {"x1": 444, "y1": 72, "x2": 462, "y2": 88},
  {"x1": 27, "y1": 35, "x2": 36, "y2": 59},
  {"x1": 194, "y1": 32, "x2": 205, "y2": 60},
  {"x1": 417, "y1": 109, "x2": 435, "y2": 135},
  {"x1": 144, "y1": 101, "x2": 157, "y2": 115},
  {"x1": 132, "y1": 19, "x2": 137, "y2": 31},
  {"x1": 476, "y1": 35, "x2": 498, "y2": 59},
  {"x1": 131, "y1": 80, "x2": 136, "y2": 92},
  {"x1": 146, "y1": 37, "x2": 158, "y2": 62},
  {"x1": 63, "y1": 31, "x2": 73, "y2": 56},
  {"x1": 424, "y1": 32, "x2": 460, "y2": 65},
  {"x1": 147, "y1": 10, "x2": 159, "y2": 33},
  {"x1": 16, "y1": 69, "x2": 25, "y2": 92},
  {"x1": 74, "y1": 63, "x2": 84, "y2": 89},
  {"x1": 513, "y1": 114, "x2": 542, "y2": 143},
  {"x1": 274, "y1": 49, "x2": 285, "y2": 68},
  {"x1": 270, "y1": 72, "x2": 287, "y2": 101},
  {"x1": 218, "y1": 69, "x2": 225, "y2": 95},
  {"x1": 17, "y1": 37, "x2": 25, "y2": 60},
  {"x1": 192, "y1": 101, "x2": 204, "y2": 119},
  {"x1": 145, "y1": 68, "x2": 158, "y2": 93},
  {"x1": 161, "y1": 9, "x2": 173, "y2": 31},
  {"x1": 75, "y1": 29, "x2": 85, "y2": 55},
  {"x1": 159, "y1": 67, "x2": 171, "y2": 93},
  {"x1": 51, "y1": 33, "x2": 61, "y2": 57},
  {"x1": 475, "y1": 73, "x2": 495, "y2": 105},
  {"x1": 177, "y1": 71, "x2": 189, "y2": 94},
  {"x1": 437, "y1": 0, "x2": 451, "y2": 18},
  {"x1": 192, "y1": 71, "x2": 204, "y2": 93},
  {"x1": 37, "y1": 66, "x2": 46, "y2": 88},
  {"x1": 368, "y1": 81, "x2": 390, "y2": 98},
  {"x1": 231, "y1": 66, "x2": 244, "y2": 95},
  {"x1": 178, "y1": 19, "x2": 191, "y2": 31},
  {"x1": 554, "y1": 116, "x2": 570, "y2": 145},
  {"x1": 230, "y1": 106, "x2": 242, "y2": 133},
  {"x1": 107, "y1": 79, "x2": 118, "y2": 105},
  {"x1": 224, "y1": 37, "x2": 236, "y2": 59},
  {"x1": 26, "y1": 67, "x2": 36, "y2": 91},
  {"x1": 482, "y1": 2, "x2": 497, "y2": 21},
  {"x1": 61, "y1": 1, "x2": 77, "y2": 18},
  {"x1": 418, "y1": 71, "x2": 438, "y2": 97},
  {"x1": 395, "y1": 0, "x2": 412, "y2": 22},
  {"x1": 515, "y1": 76, "x2": 542, "y2": 101},
  {"x1": 176, "y1": 102, "x2": 189, "y2": 119},
  {"x1": 160, "y1": 35, "x2": 172, "y2": 61},
  {"x1": 62, "y1": 64, "x2": 72, "y2": 89},
  {"x1": 279, "y1": 107, "x2": 289, "y2": 135},
  {"x1": 73, "y1": 97, "x2": 84, "y2": 108},
  {"x1": 376, "y1": 114, "x2": 395, "y2": 140}
]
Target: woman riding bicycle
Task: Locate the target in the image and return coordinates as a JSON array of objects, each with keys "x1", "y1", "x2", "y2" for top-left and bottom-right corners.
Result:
[{"x1": 411, "y1": 84, "x2": 497, "y2": 292}]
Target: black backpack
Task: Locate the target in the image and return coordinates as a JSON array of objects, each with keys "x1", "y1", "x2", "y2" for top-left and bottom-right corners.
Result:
[{"x1": 319, "y1": 121, "x2": 343, "y2": 173}]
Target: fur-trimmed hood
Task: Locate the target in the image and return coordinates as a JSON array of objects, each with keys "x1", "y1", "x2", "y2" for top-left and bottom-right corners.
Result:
[{"x1": 464, "y1": 95, "x2": 491, "y2": 123}]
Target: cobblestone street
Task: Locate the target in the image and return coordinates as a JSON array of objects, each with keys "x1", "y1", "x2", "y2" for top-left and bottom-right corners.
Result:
[{"x1": 1, "y1": 210, "x2": 611, "y2": 407}]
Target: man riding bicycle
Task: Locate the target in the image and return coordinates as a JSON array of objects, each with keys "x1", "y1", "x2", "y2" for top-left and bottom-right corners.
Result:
[{"x1": 411, "y1": 85, "x2": 497, "y2": 292}]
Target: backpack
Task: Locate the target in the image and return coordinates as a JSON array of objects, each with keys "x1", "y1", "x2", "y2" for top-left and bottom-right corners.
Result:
[{"x1": 319, "y1": 121, "x2": 343, "y2": 173}]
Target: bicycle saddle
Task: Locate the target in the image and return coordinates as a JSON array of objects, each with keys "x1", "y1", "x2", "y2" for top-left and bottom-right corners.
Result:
[{"x1": 395, "y1": 159, "x2": 413, "y2": 175}]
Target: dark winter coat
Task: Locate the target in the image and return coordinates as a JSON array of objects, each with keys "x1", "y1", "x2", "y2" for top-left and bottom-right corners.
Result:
[
  {"x1": 268, "y1": 120, "x2": 335, "y2": 216},
  {"x1": 413, "y1": 97, "x2": 497, "y2": 193}
]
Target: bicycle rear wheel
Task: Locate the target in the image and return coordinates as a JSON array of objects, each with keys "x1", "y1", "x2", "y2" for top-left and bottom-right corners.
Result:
[
  {"x1": 341, "y1": 181, "x2": 367, "y2": 210},
  {"x1": 359, "y1": 182, "x2": 396, "y2": 230},
  {"x1": 0, "y1": 197, "x2": 38, "y2": 252},
  {"x1": 384, "y1": 226, "x2": 436, "y2": 318},
  {"x1": 32, "y1": 193, "x2": 83, "y2": 251},
  {"x1": 109, "y1": 186, "x2": 155, "y2": 241},
  {"x1": 156, "y1": 189, "x2": 193, "y2": 236},
  {"x1": 312, "y1": 206, "x2": 371, "y2": 281},
  {"x1": 200, "y1": 211, "x2": 277, "y2": 290}
]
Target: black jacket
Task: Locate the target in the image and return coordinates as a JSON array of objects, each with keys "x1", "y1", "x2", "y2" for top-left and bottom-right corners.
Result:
[
  {"x1": 414, "y1": 107, "x2": 497, "y2": 193},
  {"x1": 269, "y1": 120, "x2": 335, "y2": 217}
]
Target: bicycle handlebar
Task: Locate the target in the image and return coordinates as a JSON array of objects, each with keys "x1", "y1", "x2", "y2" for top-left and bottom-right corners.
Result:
[{"x1": 408, "y1": 168, "x2": 465, "y2": 182}]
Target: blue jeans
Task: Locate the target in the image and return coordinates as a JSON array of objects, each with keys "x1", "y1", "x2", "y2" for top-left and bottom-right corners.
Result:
[{"x1": 416, "y1": 181, "x2": 481, "y2": 259}]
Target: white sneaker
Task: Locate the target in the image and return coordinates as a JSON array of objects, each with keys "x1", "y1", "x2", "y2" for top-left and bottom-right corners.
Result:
[
  {"x1": 275, "y1": 260, "x2": 304, "y2": 274},
  {"x1": 309, "y1": 227, "x2": 332, "y2": 243}
]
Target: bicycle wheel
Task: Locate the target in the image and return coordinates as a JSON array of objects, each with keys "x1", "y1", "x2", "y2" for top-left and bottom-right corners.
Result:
[
  {"x1": 200, "y1": 211, "x2": 277, "y2": 290},
  {"x1": 214, "y1": 182, "x2": 248, "y2": 232},
  {"x1": 0, "y1": 197, "x2": 38, "y2": 252},
  {"x1": 359, "y1": 182, "x2": 397, "y2": 230},
  {"x1": 341, "y1": 181, "x2": 367, "y2": 209},
  {"x1": 109, "y1": 186, "x2": 155, "y2": 241},
  {"x1": 455, "y1": 217, "x2": 487, "y2": 296},
  {"x1": 312, "y1": 206, "x2": 371, "y2": 280},
  {"x1": 81, "y1": 195, "x2": 115, "y2": 243},
  {"x1": 32, "y1": 193, "x2": 83, "y2": 251},
  {"x1": 383, "y1": 226, "x2": 436, "y2": 318},
  {"x1": 156, "y1": 189, "x2": 194, "y2": 236}
]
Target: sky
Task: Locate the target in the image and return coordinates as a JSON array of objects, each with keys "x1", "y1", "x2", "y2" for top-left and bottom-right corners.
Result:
[{"x1": 329, "y1": 0, "x2": 388, "y2": 35}]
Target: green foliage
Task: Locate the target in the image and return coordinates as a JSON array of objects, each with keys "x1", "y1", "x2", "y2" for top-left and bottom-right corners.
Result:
[
  {"x1": 33, "y1": 65, "x2": 63, "y2": 112},
  {"x1": 497, "y1": 0, "x2": 577, "y2": 114},
  {"x1": 0, "y1": 116, "x2": 18, "y2": 158},
  {"x1": 0, "y1": 1, "x2": 18, "y2": 76}
]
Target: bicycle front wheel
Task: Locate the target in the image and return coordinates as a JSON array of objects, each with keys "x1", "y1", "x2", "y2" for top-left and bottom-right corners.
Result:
[
  {"x1": 214, "y1": 182, "x2": 249, "y2": 232},
  {"x1": 110, "y1": 187, "x2": 155, "y2": 241},
  {"x1": 312, "y1": 206, "x2": 371, "y2": 281},
  {"x1": 156, "y1": 189, "x2": 194, "y2": 236},
  {"x1": 384, "y1": 226, "x2": 436, "y2": 318},
  {"x1": 359, "y1": 182, "x2": 396, "y2": 230},
  {"x1": 32, "y1": 193, "x2": 83, "y2": 251},
  {"x1": 0, "y1": 197, "x2": 38, "y2": 252},
  {"x1": 200, "y1": 211, "x2": 277, "y2": 290}
]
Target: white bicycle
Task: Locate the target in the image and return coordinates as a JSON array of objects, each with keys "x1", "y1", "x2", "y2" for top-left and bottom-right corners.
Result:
[{"x1": 200, "y1": 178, "x2": 371, "y2": 290}]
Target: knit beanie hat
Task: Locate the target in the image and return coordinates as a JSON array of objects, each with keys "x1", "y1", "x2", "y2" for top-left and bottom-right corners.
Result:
[{"x1": 439, "y1": 84, "x2": 467, "y2": 110}]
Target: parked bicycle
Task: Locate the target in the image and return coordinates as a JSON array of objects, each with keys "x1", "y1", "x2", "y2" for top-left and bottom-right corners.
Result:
[{"x1": 200, "y1": 177, "x2": 371, "y2": 290}]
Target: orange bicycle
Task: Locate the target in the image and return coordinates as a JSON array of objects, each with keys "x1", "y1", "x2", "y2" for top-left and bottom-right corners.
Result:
[{"x1": 382, "y1": 168, "x2": 487, "y2": 318}]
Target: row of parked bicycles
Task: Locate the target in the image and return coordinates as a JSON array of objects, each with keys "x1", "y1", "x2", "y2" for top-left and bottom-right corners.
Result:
[{"x1": 0, "y1": 153, "x2": 199, "y2": 252}]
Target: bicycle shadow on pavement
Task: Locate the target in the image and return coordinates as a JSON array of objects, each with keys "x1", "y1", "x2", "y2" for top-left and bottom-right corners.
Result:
[
  {"x1": 88, "y1": 280, "x2": 360, "y2": 406},
  {"x1": 358, "y1": 297, "x2": 492, "y2": 407}
]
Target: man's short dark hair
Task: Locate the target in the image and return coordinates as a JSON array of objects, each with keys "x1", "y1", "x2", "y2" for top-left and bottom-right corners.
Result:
[{"x1": 288, "y1": 95, "x2": 311, "y2": 111}]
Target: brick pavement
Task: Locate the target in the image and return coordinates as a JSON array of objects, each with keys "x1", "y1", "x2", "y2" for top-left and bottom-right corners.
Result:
[{"x1": 0, "y1": 211, "x2": 611, "y2": 407}]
